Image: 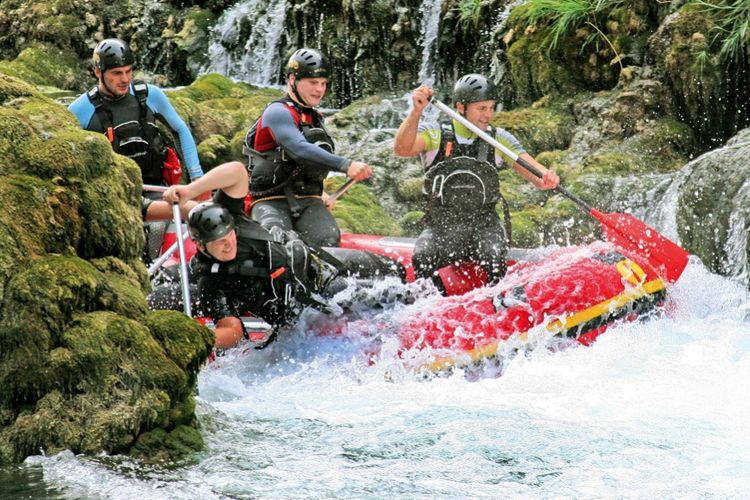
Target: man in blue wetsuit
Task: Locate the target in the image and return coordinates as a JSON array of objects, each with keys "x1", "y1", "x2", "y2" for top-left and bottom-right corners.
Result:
[
  {"x1": 68, "y1": 38, "x2": 204, "y2": 192},
  {"x1": 245, "y1": 48, "x2": 372, "y2": 248}
]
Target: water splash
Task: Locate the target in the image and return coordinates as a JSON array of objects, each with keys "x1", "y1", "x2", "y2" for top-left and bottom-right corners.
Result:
[
  {"x1": 202, "y1": 0, "x2": 287, "y2": 86},
  {"x1": 21, "y1": 258, "x2": 750, "y2": 498}
]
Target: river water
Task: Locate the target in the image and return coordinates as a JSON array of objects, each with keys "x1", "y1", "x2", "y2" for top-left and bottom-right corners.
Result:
[{"x1": 3, "y1": 256, "x2": 750, "y2": 499}]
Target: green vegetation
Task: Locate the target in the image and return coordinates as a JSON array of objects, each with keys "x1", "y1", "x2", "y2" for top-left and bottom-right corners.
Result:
[
  {"x1": 692, "y1": 0, "x2": 750, "y2": 63},
  {"x1": 514, "y1": 0, "x2": 626, "y2": 51},
  {"x1": 456, "y1": 0, "x2": 484, "y2": 29}
]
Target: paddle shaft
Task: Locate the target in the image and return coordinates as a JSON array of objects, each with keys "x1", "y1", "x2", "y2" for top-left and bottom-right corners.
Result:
[
  {"x1": 172, "y1": 203, "x2": 192, "y2": 317},
  {"x1": 328, "y1": 178, "x2": 357, "y2": 204},
  {"x1": 430, "y1": 99, "x2": 592, "y2": 212}
]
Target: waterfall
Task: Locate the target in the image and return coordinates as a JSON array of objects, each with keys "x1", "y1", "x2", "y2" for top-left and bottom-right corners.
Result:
[
  {"x1": 417, "y1": 0, "x2": 445, "y2": 85},
  {"x1": 202, "y1": 0, "x2": 287, "y2": 86}
]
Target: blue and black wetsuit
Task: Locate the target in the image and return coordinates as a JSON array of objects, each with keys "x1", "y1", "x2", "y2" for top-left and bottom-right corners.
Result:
[
  {"x1": 247, "y1": 97, "x2": 350, "y2": 247},
  {"x1": 68, "y1": 82, "x2": 203, "y2": 185}
]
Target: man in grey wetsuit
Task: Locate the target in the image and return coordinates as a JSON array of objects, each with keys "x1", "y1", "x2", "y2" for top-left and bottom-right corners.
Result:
[
  {"x1": 245, "y1": 48, "x2": 372, "y2": 248},
  {"x1": 394, "y1": 74, "x2": 559, "y2": 285}
]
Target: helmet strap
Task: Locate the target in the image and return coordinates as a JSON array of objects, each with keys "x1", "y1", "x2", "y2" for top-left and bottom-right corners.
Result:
[
  {"x1": 198, "y1": 242, "x2": 219, "y2": 261},
  {"x1": 98, "y1": 71, "x2": 123, "y2": 99},
  {"x1": 290, "y1": 76, "x2": 311, "y2": 108}
]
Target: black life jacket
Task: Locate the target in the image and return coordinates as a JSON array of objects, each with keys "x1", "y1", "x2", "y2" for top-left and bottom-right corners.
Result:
[
  {"x1": 244, "y1": 97, "x2": 335, "y2": 198},
  {"x1": 190, "y1": 220, "x2": 335, "y2": 314},
  {"x1": 422, "y1": 123, "x2": 501, "y2": 213},
  {"x1": 87, "y1": 80, "x2": 168, "y2": 184}
]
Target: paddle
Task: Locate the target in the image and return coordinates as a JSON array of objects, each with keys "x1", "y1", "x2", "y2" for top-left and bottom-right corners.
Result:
[
  {"x1": 430, "y1": 98, "x2": 689, "y2": 284},
  {"x1": 326, "y1": 178, "x2": 357, "y2": 207},
  {"x1": 171, "y1": 202, "x2": 192, "y2": 317}
]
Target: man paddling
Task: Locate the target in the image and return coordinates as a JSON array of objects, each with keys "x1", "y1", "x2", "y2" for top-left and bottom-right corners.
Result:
[
  {"x1": 162, "y1": 163, "x2": 403, "y2": 349},
  {"x1": 244, "y1": 48, "x2": 372, "y2": 247},
  {"x1": 394, "y1": 74, "x2": 559, "y2": 284}
]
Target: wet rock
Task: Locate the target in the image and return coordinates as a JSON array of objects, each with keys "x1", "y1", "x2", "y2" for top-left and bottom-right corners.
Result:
[
  {"x1": 0, "y1": 71, "x2": 214, "y2": 465},
  {"x1": 674, "y1": 128, "x2": 750, "y2": 280}
]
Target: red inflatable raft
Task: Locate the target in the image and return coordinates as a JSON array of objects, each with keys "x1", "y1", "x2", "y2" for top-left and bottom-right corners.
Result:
[{"x1": 154, "y1": 223, "x2": 682, "y2": 374}]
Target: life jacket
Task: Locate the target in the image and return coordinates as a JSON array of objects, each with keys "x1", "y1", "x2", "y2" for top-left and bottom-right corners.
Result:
[
  {"x1": 190, "y1": 220, "x2": 337, "y2": 316},
  {"x1": 430, "y1": 122, "x2": 494, "y2": 168},
  {"x1": 243, "y1": 97, "x2": 335, "y2": 199},
  {"x1": 87, "y1": 80, "x2": 182, "y2": 185},
  {"x1": 423, "y1": 123, "x2": 501, "y2": 212}
]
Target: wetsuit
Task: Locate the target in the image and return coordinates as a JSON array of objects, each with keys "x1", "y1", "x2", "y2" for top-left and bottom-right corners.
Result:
[
  {"x1": 192, "y1": 191, "x2": 404, "y2": 337},
  {"x1": 413, "y1": 118, "x2": 525, "y2": 284},
  {"x1": 68, "y1": 82, "x2": 204, "y2": 186},
  {"x1": 247, "y1": 97, "x2": 351, "y2": 247}
]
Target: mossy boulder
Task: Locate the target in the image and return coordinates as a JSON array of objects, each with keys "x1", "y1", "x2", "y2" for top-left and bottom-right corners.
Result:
[
  {"x1": 647, "y1": 4, "x2": 748, "y2": 146},
  {"x1": 502, "y1": 0, "x2": 658, "y2": 107},
  {"x1": 326, "y1": 177, "x2": 402, "y2": 236},
  {"x1": 492, "y1": 97, "x2": 575, "y2": 155},
  {"x1": 0, "y1": 71, "x2": 214, "y2": 465},
  {"x1": 0, "y1": 45, "x2": 83, "y2": 89},
  {"x1": 197, "y1": 134, "x2": 233, "y2": 170},
  {"x1": 166, "y1": 73, "x2": 282, "y2": 145}
]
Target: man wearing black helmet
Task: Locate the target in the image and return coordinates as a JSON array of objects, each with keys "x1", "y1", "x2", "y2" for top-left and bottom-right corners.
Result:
[
  {"x1": 394, "y1": 75, "x2": 559, "y2": 284},
  {"x1": 68, "y1": 38, "x2": 204, "y2": 192},
  {"x1": 245, "y1": 48, "x2": 372, "y2": 248},
  {"x1": 163, "y1": 162, "x2": 403, "y2": 349}
]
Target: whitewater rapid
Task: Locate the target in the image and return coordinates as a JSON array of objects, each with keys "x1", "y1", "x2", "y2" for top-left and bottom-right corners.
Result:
[{"x1": 12, "y1": 257, "x2": 750, "y2": 499}]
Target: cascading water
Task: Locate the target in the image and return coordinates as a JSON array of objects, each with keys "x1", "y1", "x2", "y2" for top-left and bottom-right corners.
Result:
[
  {"x1": 416, "y1": 0, "x2": 445, "y2": 85},
  {"x1": 202, "y1": 0, "x2": 287, "y2": 86}
]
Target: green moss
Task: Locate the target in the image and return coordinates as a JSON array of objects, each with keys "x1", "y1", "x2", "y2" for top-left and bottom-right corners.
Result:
[
  {"x1": 77, "y1": 164, "x2": 144, "y2": 260},
  {"x1": 168, "y1": 73, "x2": 267, "y2": 102},
  {"x1": 492, "y1": 99, "x2": 575, "y2": 154},
  {"x1": 146, "y1": 310, "x2": 214, "y2": 380},
  {"x1": 197, "y1": 134, "x2": 233, "y2": 169},
  {"x1": 326, "y1": 178, "x2": 403, "y2": 235},
  {"x1": 0, "y1": 71, "x2": 42, "y2": 104},
  {"x1": 504, "y1": 30, "x2": 582, "y2": 106},
  {"x1": 396, "y1": 177, "x2": 424, "y2": 202},
  {"x1": 0, "y1": 46, "x2": 80, "y2": 88},
  {"x1": 401, "y1": 210, "x2": 425, "y2": 237},
  {"x1": 130, "y1": 424, "x2": 204, "y2": 462}
]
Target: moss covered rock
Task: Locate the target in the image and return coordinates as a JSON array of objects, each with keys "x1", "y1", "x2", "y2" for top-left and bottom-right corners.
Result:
[
  {"x1": 0, "y1": 71, "x2": 214, "y2": 465},
  {"x1": 675, "y1": 128, "x2": 750, "y2": 277},
  {"x1": 647, "y1": 3, "x2": 748, "y2": 146},
  {"x1": 326, "y1": 177, "x2": 402, "y2": 236}
]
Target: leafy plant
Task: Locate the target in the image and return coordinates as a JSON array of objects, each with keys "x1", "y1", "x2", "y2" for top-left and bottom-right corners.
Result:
[
  {"x1": 456, "y1": 0, "x2": 485, "y2": 29},
  {"x1": 691, "y1": 0, "x2": 750, "y2": 63},
  {"x1": 515, "y1": 0, "x2": 627, "y2": 50}
]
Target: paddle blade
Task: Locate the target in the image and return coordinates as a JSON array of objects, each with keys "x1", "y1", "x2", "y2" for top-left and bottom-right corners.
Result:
[{"x1": 591, "y1": 209, "x2": 689, "y2": 284}]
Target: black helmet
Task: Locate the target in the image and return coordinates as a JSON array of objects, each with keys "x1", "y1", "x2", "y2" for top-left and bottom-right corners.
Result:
[
  {"x1": 93, "y1": 38, "x2": 135, "y2": 72},
  {"x1": 286, "y1": 48, "x2": 330, "y2": 79},
  {"x1": 453, "y1": 74, "x2": 497, "y2": 105},
  {"x1": 188, "y1": 202, "x2": 235, "y2": 246}
]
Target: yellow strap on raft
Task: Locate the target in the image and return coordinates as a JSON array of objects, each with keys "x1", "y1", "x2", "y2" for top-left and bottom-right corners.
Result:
[{"x1": 420, "y1": 258, "x2": 666, "y2": 374}]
